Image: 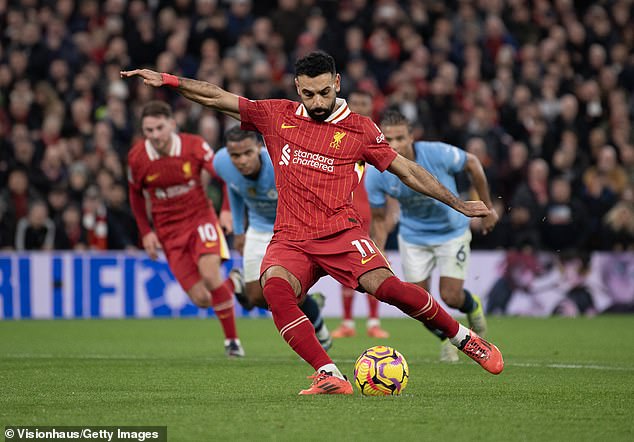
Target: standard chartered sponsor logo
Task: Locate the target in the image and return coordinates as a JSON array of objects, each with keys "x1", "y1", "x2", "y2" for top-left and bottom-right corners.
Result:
[
  {"x1": 278, "y1": 144, "x2": 335, "y2": 173},
  {"x1": 279, "y1": 144, "x2": 291, "y2": 166},
  {"x1": 292, "y1": 149, "x2": 335, "y2": 173},
  {"x1": 154, "y1": 179, "x2": 196, "y2": 199}
]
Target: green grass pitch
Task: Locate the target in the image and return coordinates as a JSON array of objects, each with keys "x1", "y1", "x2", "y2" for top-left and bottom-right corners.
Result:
[{"x1": 2, "y1": 316, "x2": 634, "y2": 441}]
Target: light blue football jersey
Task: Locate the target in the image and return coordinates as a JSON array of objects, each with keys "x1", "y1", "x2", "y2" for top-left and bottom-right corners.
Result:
[
  {"x1": 365, "y1": 141, "x2": 469, "y2": 246},
  {"x1": 213, "y1": 148, "x2": 277, "y2": 235}
]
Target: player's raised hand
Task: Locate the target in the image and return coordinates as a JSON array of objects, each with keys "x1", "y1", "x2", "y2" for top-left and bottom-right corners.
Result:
[
  {"x1": 460, "y1": 200, "x2": 491, "y2": 218},
  {"x1": 142, "y1": 231, "x2": 162, "y2": 260},
  {"x1": 120, "y1": 69, "x2": 163, "y2": 87}
]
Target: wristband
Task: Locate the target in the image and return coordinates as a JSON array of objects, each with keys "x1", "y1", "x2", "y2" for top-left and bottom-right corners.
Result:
[{"x1": 161, "y1": 73, "x2": 179, "y2": 87}]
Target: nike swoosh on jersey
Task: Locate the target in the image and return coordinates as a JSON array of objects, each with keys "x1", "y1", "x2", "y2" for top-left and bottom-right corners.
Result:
[
  {"x1": 281, "y1": 123, "x2": 297, "y2": 129},
  {"x1": 361, "y1": 254, "x2": 378, "y2": 265},
  {"x1": 146, "y1": 173, "x2": 160, "y2": 182}
]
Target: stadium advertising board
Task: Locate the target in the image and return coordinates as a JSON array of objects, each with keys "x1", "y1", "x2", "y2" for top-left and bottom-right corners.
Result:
[{"x1": 0, "y1": 251, "x2": 632, "y2": 319}]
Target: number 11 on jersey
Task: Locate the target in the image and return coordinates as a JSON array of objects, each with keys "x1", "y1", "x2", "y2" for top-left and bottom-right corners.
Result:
[{"x1": 351, "y1": 239, "x2": 377, "y2": 258}]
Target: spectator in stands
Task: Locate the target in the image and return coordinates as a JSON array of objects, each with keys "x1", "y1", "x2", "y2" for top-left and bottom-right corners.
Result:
[
  {"x1": 583, "y1": 145, "x2": 629, "y2": 197},
  {"x1": 0, "y1": 168, "x2": 40, "y2": 246},
  {"x1": 104, "y1": 182, "x2": 138, "y2": 250},
  {"x1": 619, "y1": 144, "x2": 634, "y2": 184},
  {"x1": 270, "y1": 0, "x2": 308, "y2": 53},
  {"x1": 67, "y1": 162, "x2": 90, "y2": 204},
  {"x1": 198, "y1": 114, "x2": 221, "y2": 150},
  {"x1": 82, "y1": 186, "x2": 109, "y2": 250},
  {"x1": 600, "y1": 185, "x2": 634, "y2": 251},
  {"x1": 0, "y1": 199, "x2": 13, "y2": 250},
  {"x1": 511, "y1": 158, "x2": 550, "y2": 227},
  {"x1": 582, "y1": 145, "x2": 627, "y2": 247},
  {"x1": 465, "y1": 137, "x2": 498, "y2": 198},
  {"x1": 15, "y1": 200, "x2": 55, "y2": 251},
  {"x1": 47, "y1": 183, "x2": 70, "y2": 223},
  {"x1": 550, "y1": 130, "x2": 588, "y2": 191},
  {"x1": 54, "y1": 204, "x2": 87, "y2": 250},
  {"x1": 540, "y1": 176, "x2": 589, "y2": 252},
  {"x1": 497, "y1": 140, "x2": 529, "y2": 204}
]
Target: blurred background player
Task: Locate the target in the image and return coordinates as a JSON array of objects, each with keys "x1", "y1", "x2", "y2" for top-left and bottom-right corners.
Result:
[
  {"x1": 127, "y1": 101, "x2": 244, "y2": 358},
  {"x1": 331, "y1": 89, "x2": 392, "y2": 339},
  {"x1": 213, "y1": 127, "x2": 333, "y2": 350},
  {"x1": 366, "y1": 110, "x2": 498, "y2": 362}
]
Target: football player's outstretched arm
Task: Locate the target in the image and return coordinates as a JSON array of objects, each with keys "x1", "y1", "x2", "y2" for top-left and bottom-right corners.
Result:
[
  {"x1": 387, "y1": 154, "x2": 490, "y2": 218},
  {"x1": 464, "y1": 152, "x2": 499, "y2": 233},
  {"x1": 120, "y1": 69, "x2": 241, "y2": 121}
]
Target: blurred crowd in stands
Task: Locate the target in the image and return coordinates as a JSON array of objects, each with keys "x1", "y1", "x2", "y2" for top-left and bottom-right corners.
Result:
[{"x1": 0, "y1": 0, "x2": 633, "y2": 253}]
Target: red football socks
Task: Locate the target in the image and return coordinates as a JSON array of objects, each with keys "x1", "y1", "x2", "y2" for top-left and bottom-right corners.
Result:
[
  {"x1": 341, "y1": 286, "x2": 354, "y2": 320},
  {"x1": 367, "y1": 293, "x2": 379, "y2": 319},
  {"x1": 264, "y1": 277, "x2": 332, "y2": 370},
  {"x1": 210, "y1": 280, "x2": 238, "y2": 339},
  {"x1": 374, "y1": 276, "x2": 459, "y2": 338}
]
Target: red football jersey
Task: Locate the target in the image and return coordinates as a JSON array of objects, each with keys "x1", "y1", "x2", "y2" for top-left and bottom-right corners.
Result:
[
  {"x1": 127, "y1": 132, "x2": 218, "y2": 239},
  {"x1": 352, "y1": 172, "x2": 371, "y2": 231},
  {"x1": 239, "y1": 97, "x2": 397, "y2": 241}
]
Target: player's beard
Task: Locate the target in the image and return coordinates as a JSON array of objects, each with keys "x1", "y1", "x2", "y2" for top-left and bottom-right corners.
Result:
[
  {"x1": 307, "y1": 100, "x2": 336, "y2": 122},
  {"x1": 151, "y1": 138, "x2": 170, "y2": 155}
]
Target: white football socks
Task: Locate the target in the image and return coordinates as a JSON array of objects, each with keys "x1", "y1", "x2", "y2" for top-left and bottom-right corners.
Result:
[
  {"x1": 318, "y1": 363, "x2": 345, "y2": 380},
  {"x1": 449, "y1": 324, "x2": 470, "y2": 348}
]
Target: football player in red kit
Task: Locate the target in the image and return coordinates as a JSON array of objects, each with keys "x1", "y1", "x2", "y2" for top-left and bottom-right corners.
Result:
[
  {"x1": 122, "y1": 51, "x2": 503, "y2": 395},
  {"x1": 127, "y1": 100, "x2": 244, "y2": 357}
]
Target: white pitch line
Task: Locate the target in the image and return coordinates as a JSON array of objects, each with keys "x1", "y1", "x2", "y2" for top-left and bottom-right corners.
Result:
[
  {"x1": 511, "y1": 362, "x2": 634, "y2": 371},
  {"x1": 3, "y1": 354, "x2": 634, "y2": 372}
]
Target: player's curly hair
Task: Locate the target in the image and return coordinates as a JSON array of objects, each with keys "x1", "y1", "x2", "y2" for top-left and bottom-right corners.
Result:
[{"x1": 295, "y1": 51, "x2": 336, "y2": 78}]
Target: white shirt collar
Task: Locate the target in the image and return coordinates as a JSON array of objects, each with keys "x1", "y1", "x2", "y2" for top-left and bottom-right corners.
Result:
[
  {"x1": 295, "y1": 98, "x2": 351, "y2": 124},
  {"x1": 145, "y1": 133, "x2": 181, "y2": 160}
]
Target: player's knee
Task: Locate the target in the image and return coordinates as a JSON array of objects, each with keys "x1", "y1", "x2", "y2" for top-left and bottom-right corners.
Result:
[
  {"x1": 197, "y1": 256, "x2": 223, "y2": 290},
  {"x1": 188, "y1": 285, "x2": 211, "y2": 308},
  {"x1": 200, "y1": 274, "x2": 217, "y2": 291},
  {"x1": 359, "y1": 267, "x2": 395, "y2": 296}
]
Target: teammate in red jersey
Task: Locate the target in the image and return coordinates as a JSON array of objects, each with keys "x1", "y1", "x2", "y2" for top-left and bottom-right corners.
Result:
[
  {"x1": 331, "y1": 89, "x2": 392, "y2": 340},
  {"x1": 122, "y1": 51, "x2": 504, "y2": 395},
  {"x1": 127, "y1": 100, "x2": 244, "y2": 358}
]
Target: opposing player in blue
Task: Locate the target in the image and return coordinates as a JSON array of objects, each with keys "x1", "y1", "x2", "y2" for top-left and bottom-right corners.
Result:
[
  {"x1": 213, "y1": 127, "x2": 332, "y2": 350},
  {"x1": 366, "y1": 110, "x2": 499, "y2": 362}
]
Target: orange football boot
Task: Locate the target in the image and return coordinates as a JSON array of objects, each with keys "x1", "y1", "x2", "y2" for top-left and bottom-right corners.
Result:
[
  {"x1": 460, "y1": 331, "x2": 504, "y2": 375},
  {"x1": 298, "y1": 371, "x2": 354, "y2": 395}
]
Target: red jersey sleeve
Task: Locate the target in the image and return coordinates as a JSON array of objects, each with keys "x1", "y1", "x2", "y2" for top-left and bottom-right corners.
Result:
[
  {"x1": 361, "y1": 119, "x2": 398, "y2": 172},
  {"x1": 187, "y1": 134, "x2": 216, "y2": 176},
  {"x1": 127, "y1": 153, "x2": 153, "y2": 237},
  {"x1": 239, "y1": 97, "x2": 277, "y2": 133},
  {"x1": 187, "y1": 134, "x2": 230, "y2": 212}
]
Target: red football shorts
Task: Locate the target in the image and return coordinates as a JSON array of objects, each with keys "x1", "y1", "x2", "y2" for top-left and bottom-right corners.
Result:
[
  {"x1": 160, "y1": 216, "x2": 229, "y2": 292},
  {"x1": 260, "y1": 226, "x2": 392, "y2": 294}
]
